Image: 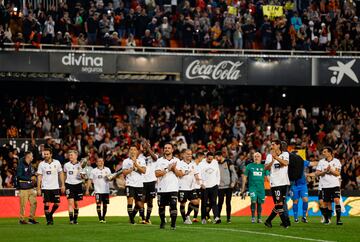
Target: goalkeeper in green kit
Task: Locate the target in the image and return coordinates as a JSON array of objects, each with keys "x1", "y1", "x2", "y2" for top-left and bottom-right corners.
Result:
[{"x1": 241, "y1": 152, "x2": 269, "y2": 223}]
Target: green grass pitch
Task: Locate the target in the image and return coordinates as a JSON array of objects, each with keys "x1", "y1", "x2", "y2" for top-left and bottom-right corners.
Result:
[{"x1": 0, "y1": 216, "x2": 358, "y2": 242}]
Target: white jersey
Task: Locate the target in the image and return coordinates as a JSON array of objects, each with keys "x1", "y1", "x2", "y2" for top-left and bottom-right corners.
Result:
[
  {"x1": 122, "y1": 157, "x2": 146, "y2": 187},
  {"x1": 191, "y1": 161, "x2": 201, "y2": 189},
  {"x1": 90, "y1": 167, "x2": 112, "y2": 194},
  {"x1": 37, "y1": 159, "x2": 63, "y2": 190},
  {"x1": 64, "y1": 161, "x2": 83, "y2": 185},
  {"x1": 177, "y1": 160, "x2": 194, "y2": 191},
  {"x1": 265, "y1": 152, "x2": 290, "y2": 187},
  {"x1": 155, "y1": 156, "x2": 180, "y2": 193},
  {"x1": 316, "y1": 158, "x2": 341, "y2": 188},
  {"x1": 198, "y1": 159, "x2": 220, "y2": 188},
  {"x1": 141, "y1": 154, "x2": 157, "y2": 183}
]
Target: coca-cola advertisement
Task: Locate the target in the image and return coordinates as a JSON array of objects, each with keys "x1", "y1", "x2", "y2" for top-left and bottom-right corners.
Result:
[{"x1": 183, "y1": 57, "x2": 248, "y2": 84}]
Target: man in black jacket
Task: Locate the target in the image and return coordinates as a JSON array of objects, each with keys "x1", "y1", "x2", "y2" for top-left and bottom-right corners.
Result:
[{"x1": 16, "y1": 151, "x2": 38, "y2": 224}]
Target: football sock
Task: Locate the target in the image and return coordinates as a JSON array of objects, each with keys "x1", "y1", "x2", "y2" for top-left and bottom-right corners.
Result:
[
  {"x1": 293, "y1": 203, "x2": 299, "y2": 220},
  {"x1": 74, "y1": 209, "x2": 79, "y2": 222},
  {"x1": 44, "y1": 205, "x2": 50, "y2": 221},
  {"x1": 257, "y1": 202, "x2": 262, "y2": 219},
  {"x1": 180, "y1": 204, "x2": 186, "y2": 221},
  {"x1": 69, "y1": 211, "x2": 74, "y2": 221},
  {"x1": 96, "y1": 204, "x2": 102, "y2": 220},
  {"x1": 146, "y1": 200, "x2": 153, "y2": 221},
  {"x1": 327, "y1": 208, "x2": 333, "y2": 221},
  {"x1": 159, "y1": 206, "x2": 166, "y2": 224},
  {"x1": 186, "y1": 203, "x2": 193, "y2": 216},
  {"x1": 302, "y1": 201, "x2": 308, "y2": 218},
  {"x1": 206, "y1": 204, "x2": 210, "y2": 219},
  {"x1": 320, "y1": 207, "x2": 328, "y2": 221},
  {"x1": 170, "y1": 202, "x2": 177, "y2": 227},
  {"x1": 335, "y1": 205, "x2": 341, "y2": 221},
  {"x1": 127, "y1": 204, "x2": 133, "y2": 219},
  {"x1": 170, "y1": 209, "x2": 177, "y2": 227},
  {"x1": 251, "y1": 203, "x2": 256, "y2": 218},
  {"x1": 193, "y1": 204, "x2": 199, "y2": 218},
  {"x1": 50, "y1": 204, "x2": 59, "y2": 215},
  {"x1": 139, "y1": 207, "x2": 145, "y2": 220},
  {"x1": 102, "y1": 204, "x2": 107, "y2": 220},
  {"x1": 132, "y1": 205, "x2": 139, "y2": 219}
]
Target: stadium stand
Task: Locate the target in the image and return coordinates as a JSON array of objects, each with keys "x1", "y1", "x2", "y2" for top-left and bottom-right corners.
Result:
[
  {"x1": 0, "y1": 0, "x2": 359, "y2": 51},
  {"x1": 0, "y1": 85, "x2": 359, "y2": 191}
]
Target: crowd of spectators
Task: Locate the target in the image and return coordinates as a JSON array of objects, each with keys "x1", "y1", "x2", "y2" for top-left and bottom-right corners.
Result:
[
  {"x1": 0, "y1": 0, "x2": 360, "y2": 51},
  {"x1": 0, "y1": 94, "x2": 359, "y2": 191}
]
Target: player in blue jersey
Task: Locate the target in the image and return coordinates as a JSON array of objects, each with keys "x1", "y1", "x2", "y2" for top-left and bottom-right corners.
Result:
[{"x1": 290, "y1": 156, "x2": 317, "y2": 223}]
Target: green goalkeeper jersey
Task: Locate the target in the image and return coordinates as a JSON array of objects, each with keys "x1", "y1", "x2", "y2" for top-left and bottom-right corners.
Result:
[{"x1": 244, "y1": 163, "x2": 268, "y2": 190}]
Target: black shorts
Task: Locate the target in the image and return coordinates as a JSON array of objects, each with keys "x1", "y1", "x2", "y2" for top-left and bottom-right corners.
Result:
[
  {"x1": 195, "y1": 189, "x2": 202, "y2": 199},
  {"x1": 271, "y1": 185, "x2": 288, "y2": 204},
  {"x1": 318, "y1": 189, "x2": 323, "y2": 200},
  {"x1": 42, "y1": 189, "x2": 61, "y2": 203},
  {"x1": 178, "y1": 190, "x2": 198, "y2": 203},
  {"x1": 322, "y1": 187, "x2": 341, "y2": 202},
  {"x1": 125, "y1": 186, "x2": 143, "y2": 201},
  {"x1": 95, "y1": 193, "x2": 110, "y2": 204},
  {"x1": 143, "y1": 181, "x2": 156, "y2": 200},
  {"x1": 65, "y1": 183, "x2": 83, "y2": 201},
  {"x1": 157, "y1": 192, "x2": 178, "y2": 206}
]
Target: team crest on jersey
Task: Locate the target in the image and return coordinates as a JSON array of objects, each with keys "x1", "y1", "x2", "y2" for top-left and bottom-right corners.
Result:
[
  {"x1": 98, "y1": 175, "x2": 103, "y2": 179},
  {"x1": 253, "y1": 171, "x2": 262, "y2": 176},
  {"x1": 205, "y1": 168, "x2": 215, "y2": 174},
  {"x1": 69, "y1": 171, "x2": 73, "y2": 175}
]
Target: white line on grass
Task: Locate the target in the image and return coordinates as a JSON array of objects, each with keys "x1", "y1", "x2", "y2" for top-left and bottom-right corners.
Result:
[
  {"x1": 176, "y1": 226, "x2": 336, "y2": 242},
  {"x1": 114, "y1": 223, "x2": 336, "y2": 242}
]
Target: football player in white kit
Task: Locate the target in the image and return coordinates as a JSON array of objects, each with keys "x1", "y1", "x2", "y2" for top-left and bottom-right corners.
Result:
[
  {"x1": 122, "y1": 145, "x2": 146, "y2": 224},
  {"x1": 139, "y1": 139, "x2": 158, "y2": 224},
  {"x1": 36, "y1": 148, "x2": 65, "y2": 225},
  {"x1": 187, "y1": 151, "x2": 204, "y2": 222},
  {"x1": 155, "y1": 143, "x2": 182, "y2": 229},
  {"x1": 316, "y1": 147, "x2": 343, "y2": 225},
  {"x1": 63, "y1": 150, "x2": 83, "y2": 224},
  {"x1": 177, "y1": 149, "x2": 200, "y2": 224},
  {"x1": 86, "y1": 157, "x2": 112, "y2": 223},
  {"x1": 264, "y1": 140, "x2": 291, "y2": 228}
]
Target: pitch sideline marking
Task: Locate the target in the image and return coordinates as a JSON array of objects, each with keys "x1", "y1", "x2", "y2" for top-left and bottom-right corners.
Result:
[
  {"x1": 113, "y1": 223, "x2": 336, "y2": 242},
  {"x1": 176, "y1": 226, "x2": 336, "y2": 242}
]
